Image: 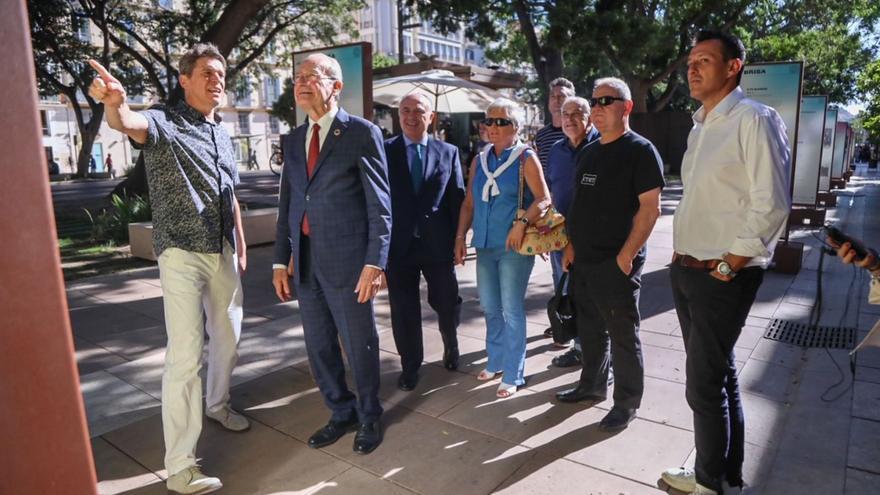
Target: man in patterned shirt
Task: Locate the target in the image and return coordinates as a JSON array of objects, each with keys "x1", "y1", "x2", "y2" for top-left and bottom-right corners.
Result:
[{"x1": 89, "y1": 43, "x2": 246, "y2": 495}]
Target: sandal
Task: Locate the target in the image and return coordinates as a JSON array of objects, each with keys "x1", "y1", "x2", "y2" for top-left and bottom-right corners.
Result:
[
  {"x1": 496, "y1": 383, "x2": 517, "y2": 398},
  {"x1": 477, "y1": 369, "x2": 502, "y2": 381}
]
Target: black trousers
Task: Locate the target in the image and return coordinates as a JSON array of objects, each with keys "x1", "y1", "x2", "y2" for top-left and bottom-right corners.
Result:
[
  {"x1": 386, "y1": 237, "x2": 461, "y2": 375},
  {"x1": 669, "y1": 263, "x2": 763, "y2": 493},
  {"x1": 571, "y1": 254, "x2": 645, "y2": 410}
]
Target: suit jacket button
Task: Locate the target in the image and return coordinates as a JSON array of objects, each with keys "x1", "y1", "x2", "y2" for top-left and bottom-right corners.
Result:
[
  {"x1": 424, "y1": 214, "x2": 429, "y2": 218},
  {"x1": 306, "y1": 195, "x2": 310, "y2": 201}
]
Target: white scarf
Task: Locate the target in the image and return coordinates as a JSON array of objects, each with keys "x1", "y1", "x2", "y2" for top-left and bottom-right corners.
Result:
[{"x1": 479, "y1": 142, "x2": 527, "y2": 202}]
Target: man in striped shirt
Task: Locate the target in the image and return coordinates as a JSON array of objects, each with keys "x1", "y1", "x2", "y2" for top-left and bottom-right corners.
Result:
[{"x1": 534, "y1": 77, "x2": 575, "y2": 170}]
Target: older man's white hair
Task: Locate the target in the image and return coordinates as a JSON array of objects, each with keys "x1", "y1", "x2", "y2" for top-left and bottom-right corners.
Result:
[
  {"x1": 305, "y1": 53, "x2": 343, "y2": 83},
  {"x1": 485, "y1": 97, "x2": 525, "y2": 129},
  {"x1": 399, "y1": 91, "x2": 434, "y2": 113},
  {"x1": 562, "y1": 96, "x2": 591, "y2": 116},
  {"x1": 594, "y1": 77, "x2": 631, "y2": 101}
]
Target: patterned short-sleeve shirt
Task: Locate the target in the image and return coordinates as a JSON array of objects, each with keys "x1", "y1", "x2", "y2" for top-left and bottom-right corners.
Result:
[{"x1": 132, "y1": 101, "x2": 239, "y2": 256}]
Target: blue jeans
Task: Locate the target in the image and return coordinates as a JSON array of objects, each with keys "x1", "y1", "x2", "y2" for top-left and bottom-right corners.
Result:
[
  {"x1": 476, "y1": 247, "x2": 535, "y2": 386},
  {"x1": 550, "y1": 250, "x2": 581, "y2": 351}
]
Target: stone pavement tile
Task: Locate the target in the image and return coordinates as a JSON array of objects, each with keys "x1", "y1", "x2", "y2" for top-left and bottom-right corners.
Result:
[
  {"x1": 637, "y1": 376, "x2": 692, "y2": 431},
  {"x1": 75, "y1": 337, "x2": 129, "y2": 375},
  {"x1": 745, "y1": 315, "x2": 771, "y2": 328},
  {"x1": 525, "y1": 406, "x2": 694, "y2": 487},
  {"x1": 845, "y1": 468, "x2": 880, "y2": 495},
  {"x1": 323, "y1": 466, "x2": 418, "y2": 494},
  {"x1": 852, "y1": 381, "x2": 880, "y2": 421},
  {"x1": 737, "y1": 359, "x2": 797, "y2": 403},
  {"x1": 741, "y1": 392, "x2": 789, "y2": 450},
  {"x1": 440, "y1": 386, "x2": 603, "y2": 445},
  {"x1": 69, "y1": 302, "x2": 163, "y2": 341},
  {"x1": 856, "y1": 365, "x2": 880, "y2": 384},
  {"x1": 736, "y1": 324, "x2": 767, "y2": 352},
  {"x1": 105, "y1": 347, "x2": 261, "y2": 402},
  {"x1": 761, "y1": 446, "x2": 846, "y2": 494},
  {"x1": 66, "y1": 288, "x2": 102, "y2": 310},
  {"x1": 494, "y1": 455, "x2": 660, "y2": 494},
  {"x1": 86, "y1": 325, "x2": 166, "y2": 362},
  {"x1": 77, "y1": 278, "x2": 165, "y2": 305},
  {"x1": 81, "y1": 370, "x2": 161, "y2": 437},
  {"x1": 93, "y1": 436, "x2": 163, "y2": 495},
  {"x1": 640, "y1": 330, "x2": 686, "y2": 353},
  {"x1": 378, "y1": 365, "x2": 481, "y2": 418},
  {"x1": 235, "y1": 315, "x2": 311, "y2": 375},
  {"x1": 747, "y1": 337, "x2": 805, "y2": 369},
  {"x1": 320, "y1": 406, "x2": 537, "y2": 495},
  {"x1": 747, "y1": 298, "x2": 781, "y2": 319},
  {"x1": 772, "y1": 301, "x2": 813, "y2": 322},
  {"x1": 792, "y1": 370, "x2": 853, "y2": 412},
  {"x1": 847, "y1": 418, "x2": 880, "y2": 473},
  {"x1": 853, "y1": 331, "x2": 880, "y2": 369},
  {"x1": 642, "y1": 346, "x2": 687, "y2": 384},
  {"x1": 244, "y1": 299, "x2": 303, "y2": 321},
  {"x1": 102, "y1": 413, "x2": 354, "y2": 494},
  {"x1": 641, "y1": 311, "x2": 681, "y2": 336},
  {"x1": 802, "y1": 347, "x2": 852, "y2": 373}
]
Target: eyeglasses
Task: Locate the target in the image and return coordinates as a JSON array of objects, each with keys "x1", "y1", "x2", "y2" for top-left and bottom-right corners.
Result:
[
  {"x1": 294, "y1": 74, "x2": 335, "y2": 84},
  {"x1": 482, "y1": 118, "x2": 513, "y2": 127},
  {"x1": 589, "y1": 96, "x2": 626, "y2": 107}
]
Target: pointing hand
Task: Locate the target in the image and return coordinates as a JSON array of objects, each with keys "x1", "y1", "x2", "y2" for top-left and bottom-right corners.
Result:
[{"x1": 87, "y1": 59, "x2": 126, "y2": 107}]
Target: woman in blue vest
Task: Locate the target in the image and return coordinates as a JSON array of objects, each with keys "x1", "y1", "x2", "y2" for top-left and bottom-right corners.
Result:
[{"x1": 454, "y1": 98, "x2": 551, "y2": 398}]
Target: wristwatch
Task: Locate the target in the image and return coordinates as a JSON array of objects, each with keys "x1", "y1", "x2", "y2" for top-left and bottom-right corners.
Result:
[
  {"x1": 514, "y1": 216, "x2": 528, "y2": 226},
  {"x1": 715, "y1": 260, "x2": 735, "y2": 277}
]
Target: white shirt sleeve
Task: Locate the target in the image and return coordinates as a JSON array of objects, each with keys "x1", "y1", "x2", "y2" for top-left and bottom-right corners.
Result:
[{"x1": 728, "y1": 110, "x2": 792, "y2": 258}]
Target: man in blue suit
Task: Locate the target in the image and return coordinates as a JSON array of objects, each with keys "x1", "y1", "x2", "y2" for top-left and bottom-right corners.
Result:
[
  {"x1": 384, "y1": 93, "x2": 465, "y2": 391},
  {"x1": 272, "y1": 53, "x2": 391, "y2": 455}
]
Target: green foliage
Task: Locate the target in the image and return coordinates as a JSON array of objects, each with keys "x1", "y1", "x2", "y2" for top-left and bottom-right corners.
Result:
[
  {"x1": 85, "y1": 194, "x2": 152, "y2": 244},
  {"x1": 269, "y1": 77, "x2": 297, "y2": 129},
  {"x1": 372, "y1": 52, "x2": 398, "y2": 69},
  {"x1": 859, "y1": 60, "x2": 880, "y2": 143}
]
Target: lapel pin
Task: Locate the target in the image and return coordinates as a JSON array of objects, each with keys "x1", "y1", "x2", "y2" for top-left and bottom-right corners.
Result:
[{"x1": 333, "y1": 129, "x2": 341, "y2": 136}]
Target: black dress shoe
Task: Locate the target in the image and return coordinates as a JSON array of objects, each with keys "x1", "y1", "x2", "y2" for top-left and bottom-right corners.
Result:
[
  {"x1": 307, "y1": 418, "x2": 358, "y2": 448},
  {"x1": 599, "y1": 406, "x2": 637, "y2": 431},
  {"x1": 353, "y1": 421, "x2": 382, "y2": 454},
  {"x1": 443, "y1": 347, "x2": 460, "y2": 370},
  {"x1": 551, "y1": 348, "x2": 582, "y2": 368},
  {"x1": 397, "y1": 371, "x2": 419, "y2": 391},
  {"x1": 555, "y1": 386, "x2": 606, "y2": 403}
]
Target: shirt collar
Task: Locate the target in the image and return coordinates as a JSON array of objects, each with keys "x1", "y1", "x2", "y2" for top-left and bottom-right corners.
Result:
[
  {"x1": 693, "y1": 86, "x2": 745, "y2": 124},
  {"x1": 308, "y1": 106, "x2": 339, "y2": 130},
  {"x1": 402, "y1": 133, "x2": 429, "y2": 148},
  {"x1": 175, "y1": 100, "x2": 221, "y2": 125}
]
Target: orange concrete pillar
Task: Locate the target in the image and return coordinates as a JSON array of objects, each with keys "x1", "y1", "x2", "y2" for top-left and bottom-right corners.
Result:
[{"x1": 0, "y1": 1, "x2": 98, "y2": 494}]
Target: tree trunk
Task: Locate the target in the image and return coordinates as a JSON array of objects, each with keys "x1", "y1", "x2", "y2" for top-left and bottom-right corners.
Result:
[
  {"x1": 76, "y1": 108, "x2": 104, "y2": 177},
  {"x1": 627, "y1": 78, "x2": 650, "y2": 114}
]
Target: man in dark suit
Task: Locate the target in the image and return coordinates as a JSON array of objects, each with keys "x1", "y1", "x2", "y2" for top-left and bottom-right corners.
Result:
[
  {"x1": 384, "y1": 93, "x2": 465, "y2": 391},
  {"x1": 272, "y1": 53, "x2": 391, "y2": 455}
]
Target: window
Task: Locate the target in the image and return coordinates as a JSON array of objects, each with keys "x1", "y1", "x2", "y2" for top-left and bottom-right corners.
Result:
[
  {"x1": 264, "y1": 41, "x2": 276, "y2": 64},
  {"x1": 73, "y1": 14, "x2": 90, "y2": 43},
  {"x1": 269, "y1": 116, "x2": 280, "y2": 135},
  {"x1": 156, "y1": 0, "x2": 174, "y2": 9},
  {"x1": 237, "y1": 112, "x2": 250, "y2": 135},
  {"x1": 234, "y1": 79, "x2": 251, "y2": 107},
  {"x1": 40, "y1": 111, "x2": 50, "y2": 136},
  {"x1": 403, "y1": 36, "x2": 411, "y2": 55},
  {"x1": 263, "y1": 76, "x2": 280, "y2": 106},
  {"x1": 467, "y1": 49, "x2": 474, "y2": 61},
  {"x1": 419, "y1": 39, "x2": 426, "y2": 52}
]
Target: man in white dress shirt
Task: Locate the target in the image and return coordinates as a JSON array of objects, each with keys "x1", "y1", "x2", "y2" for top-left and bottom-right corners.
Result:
[{"x1": 660, "y1": 30, "x2": 791, "y2": 495}]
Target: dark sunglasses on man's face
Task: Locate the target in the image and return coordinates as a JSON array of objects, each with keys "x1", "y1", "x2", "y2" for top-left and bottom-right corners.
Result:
[
  {"x1": 589, "y1": 96, "x2": 626, "y2": 107},
  {"x1": 482, "y1": 118, "x2": 513, "y2": 127}
]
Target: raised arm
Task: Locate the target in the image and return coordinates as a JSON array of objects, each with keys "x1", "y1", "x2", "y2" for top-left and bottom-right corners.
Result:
[{"x1": 87, "y1": 59, "x2": 148, "y2": 144}]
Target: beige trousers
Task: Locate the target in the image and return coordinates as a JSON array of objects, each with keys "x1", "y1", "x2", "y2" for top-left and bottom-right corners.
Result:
[{"x1": 157, "y1": 242, "x2": 243, "y2": 475}]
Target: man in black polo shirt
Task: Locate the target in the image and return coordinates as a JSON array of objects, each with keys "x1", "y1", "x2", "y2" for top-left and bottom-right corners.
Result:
[
  {"x1": 556, "y1": 77, "x2": 664, "y2": 432},
  {"x1": 88, "y1": 44, "x2": 247, "y2": 494}
]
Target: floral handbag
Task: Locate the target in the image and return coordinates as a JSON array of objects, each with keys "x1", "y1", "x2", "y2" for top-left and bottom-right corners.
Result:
[{"x1": 516, "y1": 152, "x2": 569, "y2": 256}]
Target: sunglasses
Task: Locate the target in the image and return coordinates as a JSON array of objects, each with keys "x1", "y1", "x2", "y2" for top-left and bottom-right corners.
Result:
[
  {"x1": 482, "y1": 118, "x2": 513, "y2": 127},
  {"x1": 589, "y1": 96, "x2": 626, "y2": 107}
]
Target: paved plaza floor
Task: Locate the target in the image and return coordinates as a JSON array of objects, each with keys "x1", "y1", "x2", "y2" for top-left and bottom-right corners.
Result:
[{"x1": 71, "y1": 169, "x2": 880, "y2": 494}]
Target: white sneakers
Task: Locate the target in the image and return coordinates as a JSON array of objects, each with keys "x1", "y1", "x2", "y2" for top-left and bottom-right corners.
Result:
[
  {"x1": 662, "y1": 467, "x2": 698, "y2": 492},
  {"x1": 206, "y1": 405, "x2": 250, "y2": 432},
  {"x1": 660, "y1": 467, "x2": 744, "y2": 494},
  {"x1": 166, "y1": 466, "x2": 222, "y2": 494}
]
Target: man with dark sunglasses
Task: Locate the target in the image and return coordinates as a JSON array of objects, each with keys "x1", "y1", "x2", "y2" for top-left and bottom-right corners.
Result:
[
  {"x1": 661, "y1": 30, "x2": 790, "y2": 495},
  {"x1": 556, "y1": 77, "x2": 665, "y2": 434}
]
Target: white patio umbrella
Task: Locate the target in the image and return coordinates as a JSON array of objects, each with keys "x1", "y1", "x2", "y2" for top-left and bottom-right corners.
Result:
[{"x1": 372, "y1": 69, "x2": 507, "y2": 113}]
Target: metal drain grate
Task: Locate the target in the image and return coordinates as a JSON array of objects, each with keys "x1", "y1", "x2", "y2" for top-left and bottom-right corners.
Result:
[{"x1": 763, "y1": 319, "x2": 855, "y2": 349}]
